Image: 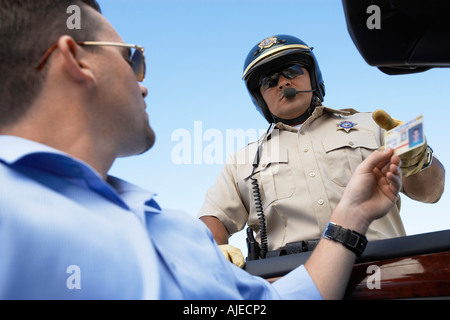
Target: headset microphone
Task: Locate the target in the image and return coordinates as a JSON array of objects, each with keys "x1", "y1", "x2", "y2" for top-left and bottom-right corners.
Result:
[{"x1": 283, "y1": 88, "x2": 315, "y2": 99}]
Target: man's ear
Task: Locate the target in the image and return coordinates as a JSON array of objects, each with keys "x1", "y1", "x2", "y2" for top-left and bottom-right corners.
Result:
[{"x1": 56, "y1": 35, "x2": 97, "y2": 88}]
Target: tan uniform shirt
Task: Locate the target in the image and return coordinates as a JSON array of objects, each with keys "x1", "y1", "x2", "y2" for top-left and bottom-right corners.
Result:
[{"x1": 198, "y1": 106, "x2": 406, "y2": 251}]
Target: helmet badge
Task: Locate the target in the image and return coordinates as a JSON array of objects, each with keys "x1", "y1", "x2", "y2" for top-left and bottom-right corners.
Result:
[{"x1": 258, "y1": 36, "x2": 278, "y2": 50}]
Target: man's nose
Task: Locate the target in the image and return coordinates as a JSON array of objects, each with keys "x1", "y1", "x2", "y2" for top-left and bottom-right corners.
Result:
[
  {"x1": 278, "y1": 75, "x2": 291, "y2": 89},
  {"x1": 140, "y1": 84, "x2": 148, "y2": 98}
]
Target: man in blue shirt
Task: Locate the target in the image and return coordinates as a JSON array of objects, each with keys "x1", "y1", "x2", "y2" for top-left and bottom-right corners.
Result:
[{"x1": 0, "y1": 0, "x2": 402, "y2": 299}]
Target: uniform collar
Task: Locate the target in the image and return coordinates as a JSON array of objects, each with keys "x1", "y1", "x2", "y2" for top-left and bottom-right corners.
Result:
[{"x1": 271, "y1": 106, "x2": 358, "y2": 133}]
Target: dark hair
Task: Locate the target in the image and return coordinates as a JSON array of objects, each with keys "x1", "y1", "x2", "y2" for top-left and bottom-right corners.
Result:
[{"x1": 0, "y1": 0, "x2": 102, "y2": 128}]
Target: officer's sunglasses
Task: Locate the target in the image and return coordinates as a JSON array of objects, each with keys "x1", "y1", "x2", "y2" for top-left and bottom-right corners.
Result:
[
  {"x1": 36, "y1": 41, "x2": 146, "y2": 82},
  {"x1": 260, "y1": 64, "x2": 305, "y2": 90}
]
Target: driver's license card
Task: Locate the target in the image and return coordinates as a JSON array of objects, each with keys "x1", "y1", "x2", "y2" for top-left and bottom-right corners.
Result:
[{"x1": 384, "y1": 115, "x2": 425, "y2": 155}]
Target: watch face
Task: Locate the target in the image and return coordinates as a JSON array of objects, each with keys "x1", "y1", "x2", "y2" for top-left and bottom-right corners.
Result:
[
  {"x1": 323, "y1": 222, "x2": 336, "y2": 238},
  {"x1": 322, "y1": 222, "x2": 367, "y2": 256}
]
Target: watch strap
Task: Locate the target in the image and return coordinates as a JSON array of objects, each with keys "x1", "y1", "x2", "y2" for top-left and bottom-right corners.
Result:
[
  {"x1": 420, "y1": 146, "x2": 433, "y2": 171},
  {"x1": 322, "y1": 222, "x2": 368, "y2": 257}
]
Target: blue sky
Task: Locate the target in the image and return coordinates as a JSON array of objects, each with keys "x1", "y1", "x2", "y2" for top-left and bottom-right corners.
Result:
[{"x1": 102, "y1": 0, "x2": 450, "y2": 254}]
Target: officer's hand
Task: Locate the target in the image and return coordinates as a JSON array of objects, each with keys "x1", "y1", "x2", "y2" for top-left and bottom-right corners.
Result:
[
  {"x1": 218, "y1": 244, "x2": 245, "y2": 268},
  {"x1": 373, "y1": 109, "x2": 428, "y2": 177}
]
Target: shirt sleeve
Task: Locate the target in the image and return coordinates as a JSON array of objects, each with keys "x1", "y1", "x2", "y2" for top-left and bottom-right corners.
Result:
[
  {"x1": 271, "y1": 265, "x2": 323, "y2": 300},
  {"x1": 197, "y1": 153, "x2": 250, "y2": 235},
  {"x1": 228, "y1": 261, "x2": 323, "y2": 300}
]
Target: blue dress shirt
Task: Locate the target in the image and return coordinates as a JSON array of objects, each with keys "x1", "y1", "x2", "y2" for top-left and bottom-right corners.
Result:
[{"x1": 0, "y1": 136, "x2": 321, "y2": 300}]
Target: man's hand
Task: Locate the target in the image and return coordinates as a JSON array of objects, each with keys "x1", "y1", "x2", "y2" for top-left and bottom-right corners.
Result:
[
  {"x1": 305, "y1": 149, "x2": 402, "y2": 299},
  {"x1": 372, "y1": 109, "x2": 428, "y2": 177},
  {"x1": 372, "y1": 109, "x2": 403, "y2": 130},
  {"x1": 335, "y1": 148, "x2": 402, "y2": 233},
  {"x1": 219, "y1": 244, "x2": 245, "y2": 268}
]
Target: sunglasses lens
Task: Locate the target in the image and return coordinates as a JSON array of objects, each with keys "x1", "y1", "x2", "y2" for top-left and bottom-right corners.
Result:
[
  {"x1": 282, "y1": 65, "x2": 304, "y2": 78},
  {"x1": 260, "y1": 64, "x2": 304, "y2": 90},
  {"x1": 261, "y1": 74, "x2": 279, "y2": 90},
  {"x1": 131, "y1": 48, "x2": 145, "y2": 82}
]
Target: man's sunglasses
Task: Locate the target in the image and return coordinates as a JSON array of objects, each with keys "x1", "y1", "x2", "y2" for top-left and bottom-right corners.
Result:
[
  {"x1": 36, "y1": 41, "x2": 146, "y2": 82},
  {"x1": 260, "y1": 64, "x2": 305, "y2": 90}
]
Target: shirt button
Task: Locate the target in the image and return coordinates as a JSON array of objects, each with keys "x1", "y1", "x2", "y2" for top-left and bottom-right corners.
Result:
[
  {"x1": 348, "y1": 141, "x2": 354, "y2": 146},
  {"x1": 309, "y1": 172, "x2": 316, "y2": 177},
  {"x1": 303, "y1": 148, "x2": 309, "y2": 152},
  {"x1": 317, "y1": 199, "x2": 324, "y2": 205}
]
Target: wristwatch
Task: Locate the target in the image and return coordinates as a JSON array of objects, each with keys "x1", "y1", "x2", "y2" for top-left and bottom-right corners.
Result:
[
  {"x1": 322, "y1": 222, "x2": 368, "y2": 257},
  {"x1": 421, "y1": 146, "x2": 434, "y2": 171}
]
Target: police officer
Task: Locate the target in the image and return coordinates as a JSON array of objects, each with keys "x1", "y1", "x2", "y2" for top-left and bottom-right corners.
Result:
[{"x1": 199, "y1": 35, "x2": 445, "y2": 266}]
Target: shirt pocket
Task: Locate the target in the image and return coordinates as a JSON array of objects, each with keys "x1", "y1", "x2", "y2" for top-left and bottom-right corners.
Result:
[
  {"x1": 237, "y1": 148, "x2": 295, "y2": 208},
  {"x1": 322, "y1": 132, "x2": 379, "y2": 187}
]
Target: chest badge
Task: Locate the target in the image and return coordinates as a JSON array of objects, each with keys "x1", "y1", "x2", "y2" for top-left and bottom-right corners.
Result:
[{"x1": 337, "y1": 121, "x2": 358, "y2": 133}]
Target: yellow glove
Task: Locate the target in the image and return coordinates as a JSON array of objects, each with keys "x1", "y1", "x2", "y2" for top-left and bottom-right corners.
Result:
[
  {"x1": 218, "y1": 244, "x2": 245, "y2": 268},
  {"x1": 373, "y1": 109, "x2": 428, "y2": 177}
]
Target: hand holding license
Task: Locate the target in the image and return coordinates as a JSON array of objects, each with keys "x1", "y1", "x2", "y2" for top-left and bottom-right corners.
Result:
[{"x1": 384, "y1": 115, "x2": 425, "y2": 156}]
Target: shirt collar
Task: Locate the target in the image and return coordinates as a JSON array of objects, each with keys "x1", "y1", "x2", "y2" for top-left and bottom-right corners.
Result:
[
  {"x1": 0, "y1": 135, "x2": 160, "y2": 212},
  {"x1": 0, "y1": 135, "x2": 105, "y2": 182},
  {"x1": 107, "y1": 176, "x2": 161, "y2": 214},
  {"x1": 0, "y1": 135, "x2": 68, "y2": 164},
  {"x1": 271, "y1": 106, "x2": 357, "y2": 133}
]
